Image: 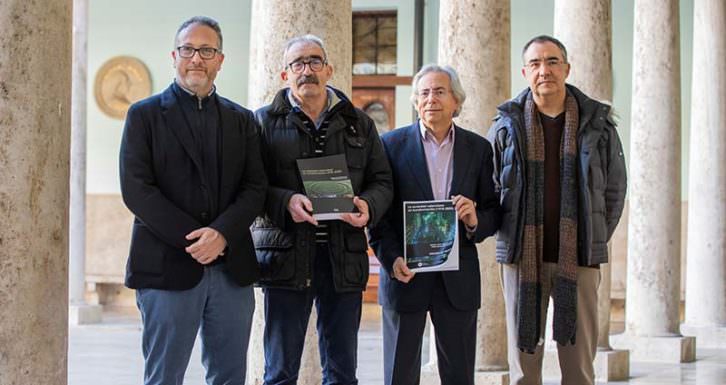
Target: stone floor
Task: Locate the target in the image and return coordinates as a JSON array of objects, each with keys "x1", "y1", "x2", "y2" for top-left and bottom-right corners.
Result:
[{"x1": 68, "y1": 304, "x2": 726, "y2": 385}]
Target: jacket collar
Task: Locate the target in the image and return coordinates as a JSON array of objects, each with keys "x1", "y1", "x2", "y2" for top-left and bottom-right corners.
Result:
[
  {"x1": 404, "y1": 122, "x2": 434, "y2": 200},
  {"x1": 159, "y1": 84, "x2": 239, "y2": 189},
  {"x1": 268, "y1": 86, "x2": 358, "y2": 122},
  {"x1": 160, "y1": 84, "x2": 204, "y2": 175},
  {"x1": 403, "y1": 121, "x2": 474, "y2": 200},
  {"x1": 449, "y1": 125, "x2": 472, "y2": 197},
  {"x1": 496, "y1": 84, "x2": 610, "y2": 131}
]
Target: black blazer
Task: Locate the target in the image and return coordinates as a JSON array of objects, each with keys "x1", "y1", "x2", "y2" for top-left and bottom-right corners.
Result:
[
  {"x1": 369, "y1": 122, "x2": 501, "y2": 312},
  {"x1": 119, "y1": 84, "x2": 267, "y2": 290}
]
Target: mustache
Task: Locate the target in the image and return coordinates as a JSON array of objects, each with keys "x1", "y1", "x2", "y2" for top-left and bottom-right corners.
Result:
[{"x1": 297, "y1": 75, "x2": 319, "y2": 86}]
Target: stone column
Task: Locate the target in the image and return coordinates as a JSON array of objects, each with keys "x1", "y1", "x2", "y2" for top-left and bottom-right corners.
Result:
[
  {"x1": 681, "y1": 0, "x2": 726, "y2": 348},
  {"x1": 540, "y1": 1, "x2": 629, "y2": 381},
  {"x1": 69, "y1": 0, "x2": 101, "y2": 325},
  {"x1": 421, "y1": 1, "x2": 510, "y2": 384},
  {"x1": 246, "y1": 1, "x2": 352, "y2": 384},
  {"x1": 0, "y1": 1, "x2": 73, "y2": 384},
  {"x1": 248, "y1": 0, "x2": 352, "y2": 108},
  {"x1": 610, "y1": 0, "x2": 695, "y2": 363}
]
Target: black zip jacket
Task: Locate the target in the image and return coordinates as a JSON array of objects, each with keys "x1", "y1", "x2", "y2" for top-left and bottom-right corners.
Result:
[{"x1": 252, "y1": 87, "x2": 393, "y2": 292}]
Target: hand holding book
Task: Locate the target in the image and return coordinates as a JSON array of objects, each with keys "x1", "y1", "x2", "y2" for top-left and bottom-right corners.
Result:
[
  {"x1": 452, "y1": 194, "x2": 477, "y2": 229},
  {"x1": 287, "y1": 193, "x2": 319, "y2": 226},
  {"x1": 339, "y1": 197, "x2": 369, "y2": 228},
  {"x1": 392, "y1": 256, "x2": 416, "y2": 283}
]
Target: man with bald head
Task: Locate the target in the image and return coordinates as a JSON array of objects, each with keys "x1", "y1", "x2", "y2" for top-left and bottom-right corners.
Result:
[
  {"x1": 120, "y1": 16, "x2": 266, "y2": 385},
  {"x1": 252, "y1": 35, "x2": 392, "y2": 384}
]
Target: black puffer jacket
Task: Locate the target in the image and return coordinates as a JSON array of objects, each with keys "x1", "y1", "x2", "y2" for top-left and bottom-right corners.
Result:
[
  {"x1": 252, "y1": 87, "x2": 393, "y2": 292},
  {"x1": 487, "y1": 84, "x2": 627, "y2": 266}
]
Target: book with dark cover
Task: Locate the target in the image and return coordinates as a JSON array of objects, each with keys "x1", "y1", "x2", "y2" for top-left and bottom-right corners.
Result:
[
  {"x1": 403, "y1": 200, "x2": 459, "y2": 272},
  {"x1": 297, "y1": 154, "x2": 355, "y2": 220}
]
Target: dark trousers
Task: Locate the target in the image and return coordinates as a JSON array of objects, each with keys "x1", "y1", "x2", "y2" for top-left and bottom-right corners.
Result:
[
  {"x1": 263, "y1": 244, "x2": 362, "y2": 385},
  {"x1": 382, "y1": 274, "x2": 477, "y2": 385},
  {"x1": 136, "y1": 264, "x2": 254, "y2": 385}
]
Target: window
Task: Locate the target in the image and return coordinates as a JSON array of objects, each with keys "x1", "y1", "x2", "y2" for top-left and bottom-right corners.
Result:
[{"x1": 352, "y1": 11, "x2": 397, "y2": 75}]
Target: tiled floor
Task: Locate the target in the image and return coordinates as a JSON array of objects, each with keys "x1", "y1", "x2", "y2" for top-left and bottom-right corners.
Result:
[{"x1": 68, "y1": 305, "x2": 726, "y2": 385}]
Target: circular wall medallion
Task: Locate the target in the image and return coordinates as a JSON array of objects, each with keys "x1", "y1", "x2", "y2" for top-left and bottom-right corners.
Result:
[{"x1": 94, "y1": 56, "x2": 152, "y2": 120}]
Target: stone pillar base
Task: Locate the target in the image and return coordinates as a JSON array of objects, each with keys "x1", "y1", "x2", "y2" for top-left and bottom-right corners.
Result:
[
  {"x1": 681, "y1": 324, "x2": 726, "y2": 349},
  {"x1": 542, "y1": 347, "x2": 629, "y2": 382},
  {"x1": 69, "y1": 303, "x2": 102, "y2": 325},
  {"x1": 594, "y1": 349, "x2": 629, "y2": 381},
  {"x1": 421, "y1": 364, "x2": 509, "y2": 385},
  {"x1": 473, "y1": 370, "x2": 509, "y2": 385},
  {"x1": 610, "y1": 334, "x2": 695, "y2": 363}
]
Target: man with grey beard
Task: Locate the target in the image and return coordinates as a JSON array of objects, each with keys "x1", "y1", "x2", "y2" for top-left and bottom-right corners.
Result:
[{"x1": 120, "y1": 16, "x2": 266, "y2": 385}]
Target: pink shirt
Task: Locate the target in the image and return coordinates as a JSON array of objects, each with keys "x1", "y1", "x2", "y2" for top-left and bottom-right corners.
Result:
[{"x1": 419, "y1": 121, "x2": 455, "y2": 200}]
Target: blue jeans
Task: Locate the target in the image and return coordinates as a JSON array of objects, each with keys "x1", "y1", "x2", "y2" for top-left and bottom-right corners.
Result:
[
  {"x1": 263, "y1": 244, "x2": 362, "y2": 385},
  {"x1": 136, "y1": 264, "x2": 255, "y2": 385}
]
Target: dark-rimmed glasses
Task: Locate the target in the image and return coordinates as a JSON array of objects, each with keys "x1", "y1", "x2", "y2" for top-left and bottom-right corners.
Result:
[
  {"x1": 287, "y1": 57, "x2": 327, "y2": 74},
  {"x1": 177, "y1": 46, "x2": 220, "y2": 60}
]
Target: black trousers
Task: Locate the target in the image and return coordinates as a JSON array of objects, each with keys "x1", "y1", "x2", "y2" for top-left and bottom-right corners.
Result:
[{"x1": 382, "y1": 273, "x2": 477, "y2": 385}]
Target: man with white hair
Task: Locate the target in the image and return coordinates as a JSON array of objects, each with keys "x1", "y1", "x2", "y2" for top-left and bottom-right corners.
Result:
[{"x1": 369, "y1": 64, "x2": 501, "y2": 385}]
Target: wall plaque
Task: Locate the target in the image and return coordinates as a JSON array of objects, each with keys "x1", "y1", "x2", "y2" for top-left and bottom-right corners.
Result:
[{"x1": 94, "y1": 56, "x2": 152, "y2": 120}]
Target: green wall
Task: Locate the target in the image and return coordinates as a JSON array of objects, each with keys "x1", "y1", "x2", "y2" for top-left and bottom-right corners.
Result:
[
  {"x1": 88, "y1": 0, "x2": 695, "y2": 197},
  {"x1": 87, "y1": 0, "x2": 252, "y2": 193}
]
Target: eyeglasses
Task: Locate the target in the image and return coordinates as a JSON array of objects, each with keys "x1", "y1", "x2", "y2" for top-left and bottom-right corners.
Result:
[
  {"x1": 418, "y1": 88, "x2": 450, "y2": 100},
  {"x1": 287, "y1": 57, "x2": 327, "y2": 74},
  {"x1": 525, "y1": 58, "x2": 565, "y2": 71},
  {"x1": 177, "y1": 46, "x2": 220, "y2": 60}
]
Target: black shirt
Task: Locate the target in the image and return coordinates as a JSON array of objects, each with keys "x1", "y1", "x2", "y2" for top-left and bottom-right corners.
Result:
[
  {"x1": 540, "y1": 111, "x2": 564, "y2": 263},
  {"x1": 172, "y1": 82, "x2": 221, "y2": 223}
]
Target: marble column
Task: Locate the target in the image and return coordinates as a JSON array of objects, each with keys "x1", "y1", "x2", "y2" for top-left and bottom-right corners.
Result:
[
  {"x1": 540, "y1": 1, "x2": 629, "y2": 381},
  {"x1": 69, "y1": 0, "x2": 101, "y2": 325},
  {"x1": 248, "y1": 0, "x2": 352, "y2": 108},
  {"x1": 610, "y1": 0, "x2": 695, "y2": 363},
  {"x1": 421, "y1": 1, "x2": 510, "y2": 384},
  {"x1": 246, "y1": 1, "x2": 352, "y2": 384},
  {"x1": 0, "y1": 0, "x2": 73, "y2": 383},
  {"x1": 681, "y1": 0, "x2": 726, "y2": 348}
]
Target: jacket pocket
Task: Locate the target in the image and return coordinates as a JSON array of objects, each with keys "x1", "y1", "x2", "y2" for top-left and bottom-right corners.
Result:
[
  {"x1": 129, "y1": 223, "x2": 165, "y2": 275},
  {"x1": 342, "y1": 230, "x2": 369, "y2": 285},
  {"x1": 344, "y1": 136, "x2": 367, "y2": 169},
  {"x1": 252, "y1": 227, "x2": 296, "y2": 281}
]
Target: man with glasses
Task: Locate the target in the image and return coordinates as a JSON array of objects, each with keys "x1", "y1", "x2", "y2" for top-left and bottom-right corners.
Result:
[
  {"x1": 487, "y1": 35, "x2": 627, "y2": 385},
  {"x1": 368, "y1": 64, "x2": 501, "y2": 385},
  {"x1": 120, "y1": 16, "x2": 266, "y2": 385},
  {"x1": 252, "y1": 34, "x2": 392, "y2": 385}
]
